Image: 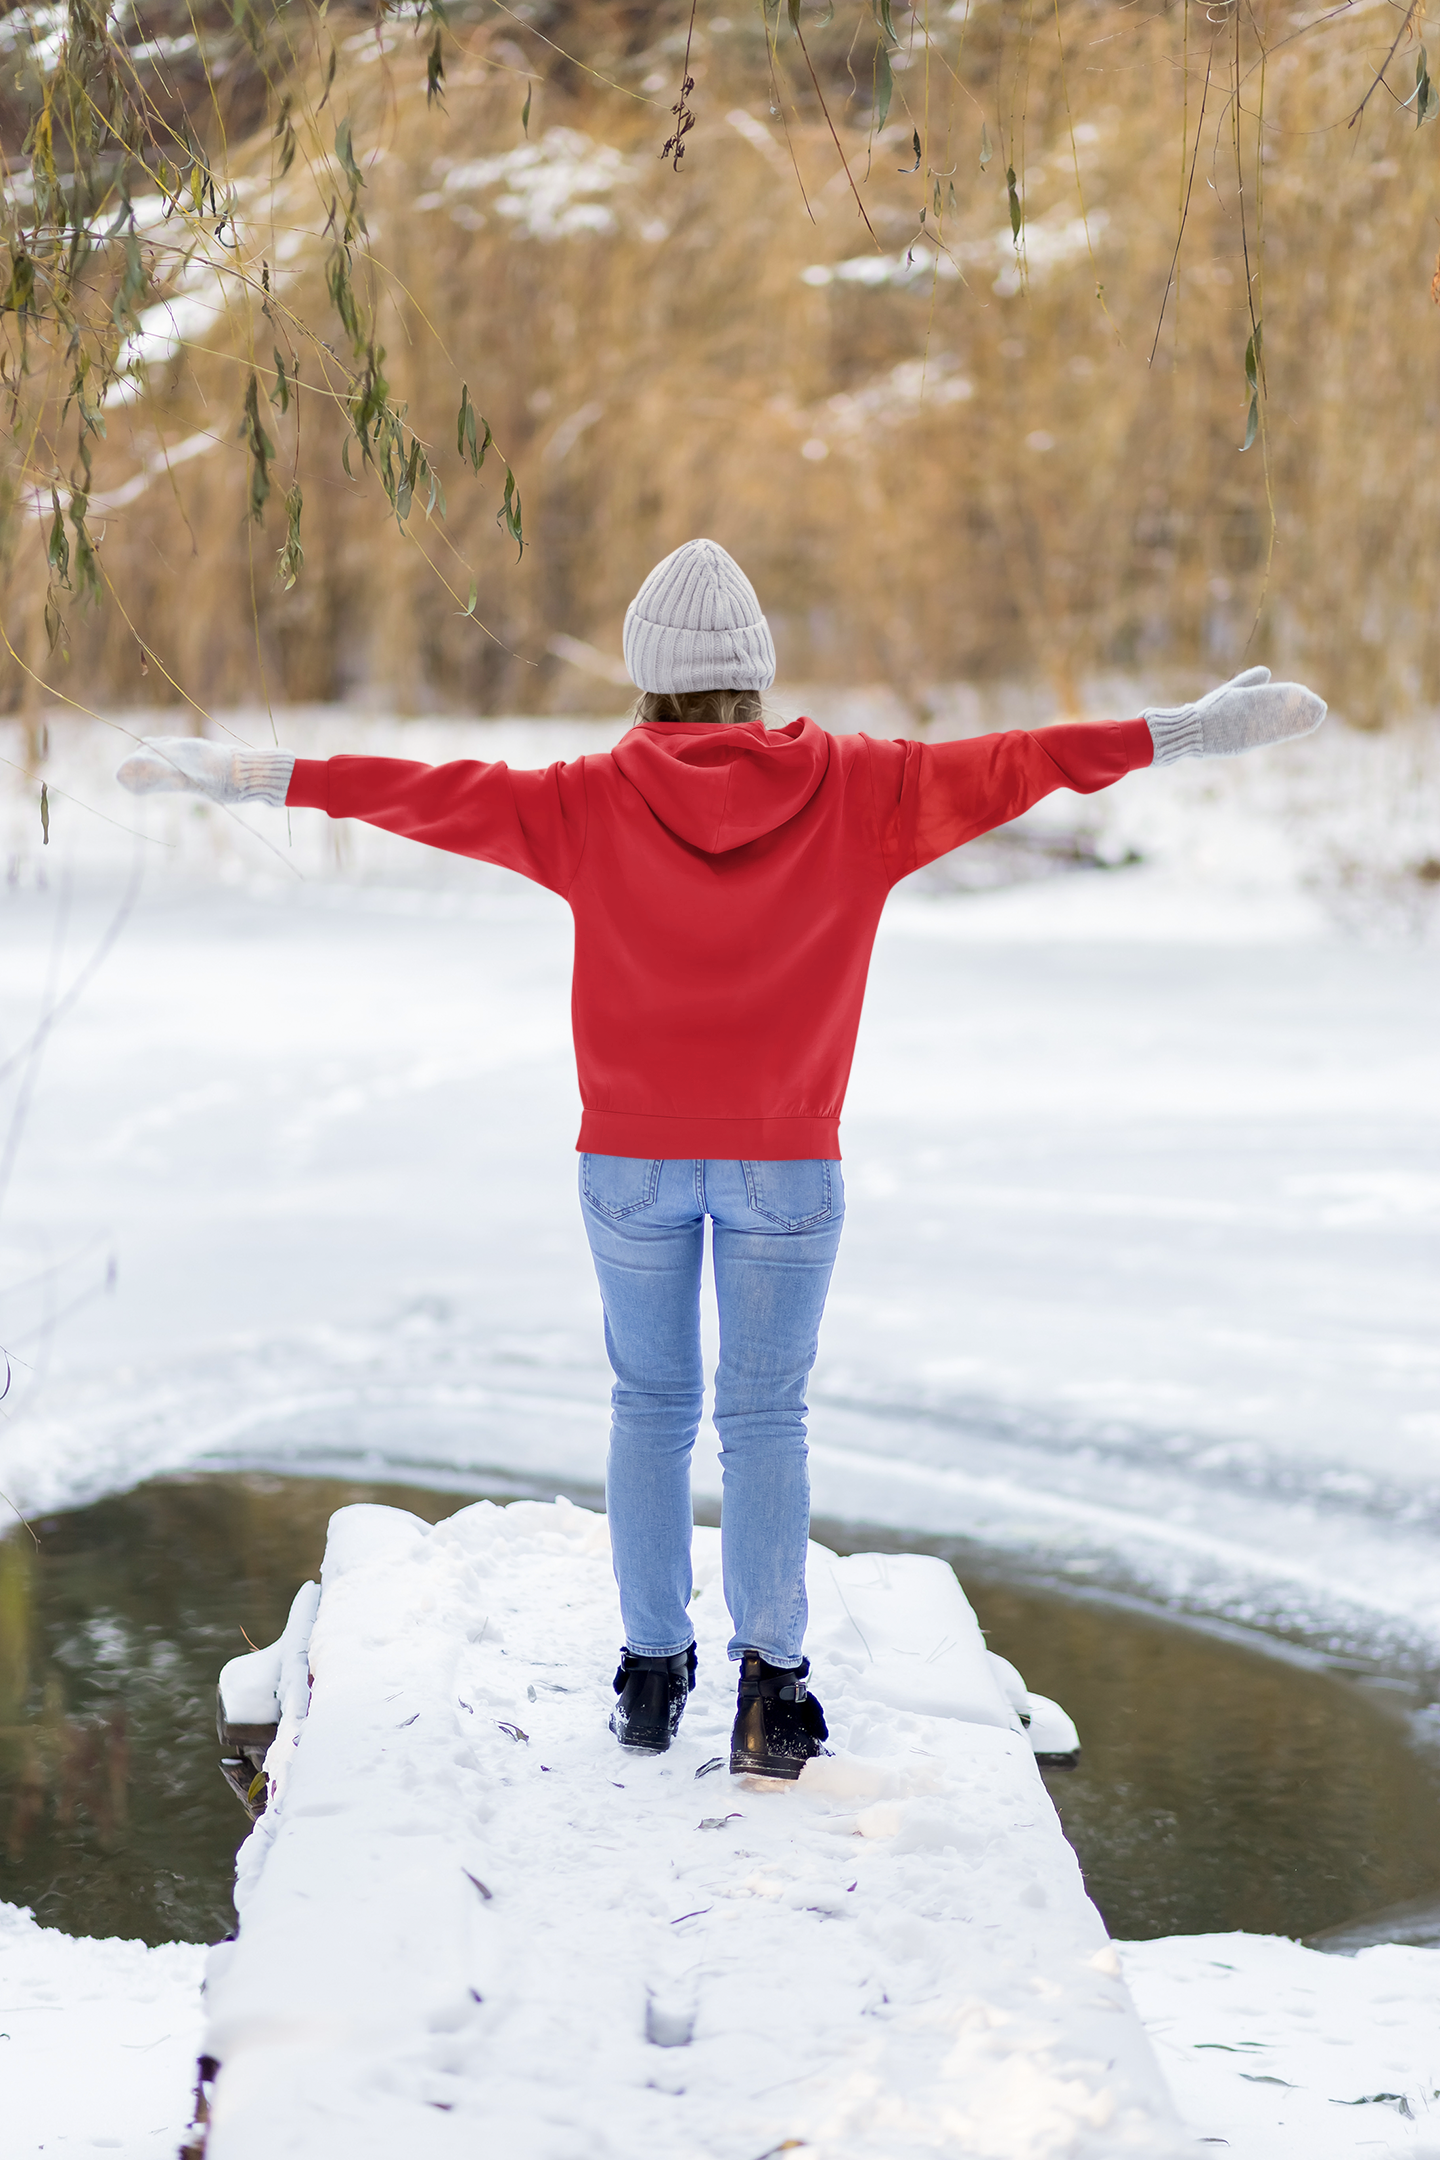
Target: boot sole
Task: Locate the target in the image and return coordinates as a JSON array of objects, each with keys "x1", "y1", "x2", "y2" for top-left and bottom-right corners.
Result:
[
  {"x1": 610, "y1": 1719, "x2": 672, "y2": 1754},
  {"x1": 729, "y1": 1750, "x2": 807, "y2": 1780}
]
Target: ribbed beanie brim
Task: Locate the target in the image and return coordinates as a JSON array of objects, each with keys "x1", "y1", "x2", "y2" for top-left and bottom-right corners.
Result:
[{"x1": 622, "y1": 538, "x2": 777, "y2": 694}]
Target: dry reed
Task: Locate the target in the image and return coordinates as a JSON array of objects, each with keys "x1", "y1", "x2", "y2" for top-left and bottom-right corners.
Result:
[{"x1": 4, "y1": 1, "x2": 1439, "y2": 728}]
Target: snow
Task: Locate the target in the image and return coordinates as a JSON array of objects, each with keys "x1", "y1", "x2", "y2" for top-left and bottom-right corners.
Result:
[
  {"x1": 2, "y1": 700, "x2": 1439, "y2": 2155},
  {"x1": 809, "y1": 355, "x2": 976, "y2": 445},
  {"x1": 0, "y1": 1901, "x2": 206, "y2": 2157},
  {"x1": 1120, "y1": 1934, "x2": 1440, "y2": 2157},
  {"x1": 220, "y1": 1579, "x2": 320, "y2": 1727},
  {"x1": 799, "y1": 211, "x2": 1110, "y2": 299},
  {"x1": 202, "y1": 1498, "x2": 1182, "y2": 2159},
  {"x1": 435, "y1": 129, "x2": 644, "y2": 241}
]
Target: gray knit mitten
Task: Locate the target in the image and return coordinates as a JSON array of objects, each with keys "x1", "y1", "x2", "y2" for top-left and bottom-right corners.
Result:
[
  {"x1": 1144, "y1": 666, "x2": 1326, "y2": 765},
  {"x1": 116, "y1": 737, "x2": 295, "y2": 806}
]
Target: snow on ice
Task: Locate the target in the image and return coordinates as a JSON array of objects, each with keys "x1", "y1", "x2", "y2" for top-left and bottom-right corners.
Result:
[
  {"x1": 1121, "y1": 1933, "x2": 1440, "y2": 2157},
  {"x1": 0, "y1": 1901, "x2": 205, "y2": 2156}
]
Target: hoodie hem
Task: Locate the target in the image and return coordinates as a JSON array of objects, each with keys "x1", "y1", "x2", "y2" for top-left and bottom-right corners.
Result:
[{"x1": 577, "y1": 1111, "x2": 840, "y2": 1162}]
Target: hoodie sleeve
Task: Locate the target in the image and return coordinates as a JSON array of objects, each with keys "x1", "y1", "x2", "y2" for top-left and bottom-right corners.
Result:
[
  {"x1": 866, "y1": 721, "x2": 1153, "y2": 882},
  {"x1": 286, "y1": 755, "x2": 588, "y2": 896}
]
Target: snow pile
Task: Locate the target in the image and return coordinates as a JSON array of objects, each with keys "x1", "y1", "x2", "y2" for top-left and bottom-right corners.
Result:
[
  {"x1": 1122, "y1": 1933, "x2": 1440, "y2": 2157},
  {"x1": 428, "y1": 130, "x2": 648, "y2": 241},
  {"x1": 800, "y1": 211, "x2": 1109, "y2": 299},
  {"x1": 801, "y1": 354, "x2": 976, "y2": 446},
  {"x1": 800, "y1": 242, "x2": 964, "y2": 288},
  {"x1": 0, "y1": 1901, "x2": 205, "y2": 2157},
  {"x1": 202, "y1": 1498, "x2": 1181, "y2": 2158}
]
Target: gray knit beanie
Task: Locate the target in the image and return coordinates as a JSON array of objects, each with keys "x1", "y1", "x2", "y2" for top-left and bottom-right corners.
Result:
[{"x1": 622, "y1": 538, "x2": 777, "y2": 694}]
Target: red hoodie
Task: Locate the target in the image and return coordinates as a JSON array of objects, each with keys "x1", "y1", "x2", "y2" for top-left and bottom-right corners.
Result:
[{"x1": 287, "y1": 717, "x2": 1152, "y2": 1158}]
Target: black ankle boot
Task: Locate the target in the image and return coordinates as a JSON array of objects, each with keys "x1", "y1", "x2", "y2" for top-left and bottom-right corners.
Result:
[
  {"x1": 730, "y1": 1653, "x2": 829, "y2": 1780},
  {"x1": 609, "y1": 1644, "x2": 697, "y2": 1753}
]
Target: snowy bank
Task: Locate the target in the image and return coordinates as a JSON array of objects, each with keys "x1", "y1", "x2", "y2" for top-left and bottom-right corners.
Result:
[
  {"x1": 200, "y1": 1498, "x2": 1181, "y2": 2158},
  {"x1": 0, "y1": 1901, "x2": 205, "y2": 2157},
  {"x1": 9, "y1": 1903, "x2": 1440, "y2": 2157},
  {"x1": 1121, "y1": 1933, "x2": 1440, "y2": 2157}
]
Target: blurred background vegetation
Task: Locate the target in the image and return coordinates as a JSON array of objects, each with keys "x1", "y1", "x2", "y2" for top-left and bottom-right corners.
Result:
[{"x1": 2, "y1": 0, "x2": 1439, "y2": 730}]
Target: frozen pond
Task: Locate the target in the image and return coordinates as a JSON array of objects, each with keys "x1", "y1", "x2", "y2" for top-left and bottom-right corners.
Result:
[
  {"x1": 4, "y1": 1472, "x2": 1439, "y2": 1949},
  {"x1": 3, "y1": 734, "x2": 1438, "y2": 1685}
]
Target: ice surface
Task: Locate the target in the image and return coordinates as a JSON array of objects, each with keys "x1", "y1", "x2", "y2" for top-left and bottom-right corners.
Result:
[{"x1": 202, "y1": 1498, "x2": 1182, "y2": 2159}]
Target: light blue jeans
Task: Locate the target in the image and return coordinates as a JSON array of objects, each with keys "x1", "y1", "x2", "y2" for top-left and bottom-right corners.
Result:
[{"x1": 579, "y1": 1157, "x2": 845, "y2": 1668}]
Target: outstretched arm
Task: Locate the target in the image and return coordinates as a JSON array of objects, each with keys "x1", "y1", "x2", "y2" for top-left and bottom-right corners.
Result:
[
  {"x1": 117, "y1": 740, "x2": 588, "y2": 895},
  {"x1": 888, "y1": 666, "x2": 1325, "y2": 878}
]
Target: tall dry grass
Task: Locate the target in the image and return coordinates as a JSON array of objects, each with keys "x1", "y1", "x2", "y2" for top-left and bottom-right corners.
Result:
[{"x1": 5, "y1": 1, "x2": 1440, "y2": 728}]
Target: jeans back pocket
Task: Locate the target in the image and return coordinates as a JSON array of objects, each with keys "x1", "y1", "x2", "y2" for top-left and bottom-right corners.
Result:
[
  {"x1": 741, "y1": 1160, "x2": 842, "y2": 1230},
  {"x1": 580, "y1": 1154, "x2": 663, "y2": 1219}
]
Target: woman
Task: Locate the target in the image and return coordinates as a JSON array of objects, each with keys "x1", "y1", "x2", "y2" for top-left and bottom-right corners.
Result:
[{"x1": 118, "y1": 538, "x2": 1325, "y2": 1777}]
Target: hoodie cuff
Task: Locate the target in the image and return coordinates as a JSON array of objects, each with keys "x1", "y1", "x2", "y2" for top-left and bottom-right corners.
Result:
[
  {"x1": 1143, "y1": 706, "x2": 1206, "y2": 766},
  {"x1": 233, "y1": 751, "x2": 296, "y2": 806}
]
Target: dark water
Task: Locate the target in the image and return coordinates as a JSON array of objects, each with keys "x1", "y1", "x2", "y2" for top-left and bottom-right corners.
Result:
[
  {"x1": 2, "y1": 1472, "x2": 1439, "y2": 1947},
  {"x1": 956, "y1": 1571, "x2": 1440, "y2": 1942}
]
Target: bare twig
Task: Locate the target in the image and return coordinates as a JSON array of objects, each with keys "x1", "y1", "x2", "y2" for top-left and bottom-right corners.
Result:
[
  {"x1": 1150, "y1": 45, "x2": 1214, "y2": 365},
  {"x1": 792, "y1": 15, "x2": 879, "y2": 242},
  {"x1": 1348, "y1": 0, "x2": 1419, "y2": 126},
  {"x1": 762, "y1": 7, "x2": 817, "y2": 222},
  {"x1": 0, "y1": 861, "x2": 143, "y2": 1091},
  {"x1": 0, "y1": 1481, "x2": 41, "y2": 1545}
]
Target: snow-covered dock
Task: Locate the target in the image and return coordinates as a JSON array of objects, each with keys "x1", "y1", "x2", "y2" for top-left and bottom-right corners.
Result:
[{"x1": 199, "y1": 1498, "x2": 1182, "y2": 2158}]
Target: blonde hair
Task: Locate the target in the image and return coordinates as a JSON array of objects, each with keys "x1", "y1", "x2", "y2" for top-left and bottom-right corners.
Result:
[{"x1": 632, "y1": 688, "x2": 765, "y2": 728}]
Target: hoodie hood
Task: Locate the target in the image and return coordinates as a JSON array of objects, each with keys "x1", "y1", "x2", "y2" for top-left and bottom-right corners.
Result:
[{"x1": 611, "y1": 717, "x2": 830, "y2": 855}]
